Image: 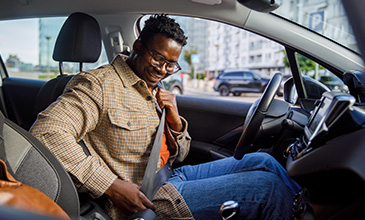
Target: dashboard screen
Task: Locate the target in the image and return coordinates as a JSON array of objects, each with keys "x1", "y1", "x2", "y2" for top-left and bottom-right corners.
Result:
[
  {"x1": 304, "y1": 92, "x2": 355, "y2": 146},
  {"x1": 308, "y1": 97, "x2": 331, "y2": 134}
]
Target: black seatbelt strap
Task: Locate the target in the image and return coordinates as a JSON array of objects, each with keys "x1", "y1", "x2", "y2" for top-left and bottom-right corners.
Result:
[{"x1": 140, "y1": 108, "x2": 166, "y2": 200}]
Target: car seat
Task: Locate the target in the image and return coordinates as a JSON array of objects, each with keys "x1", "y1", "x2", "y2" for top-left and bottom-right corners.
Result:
[
  {"x1": 1, "y1": 12, "x2": 112, "y2": 220},
  {"x1": 35, "y1": 11, "x2": 101, "y2": 115},
  {"x1": 0, "y1": 110, "x2": 80, "y2": 219}
]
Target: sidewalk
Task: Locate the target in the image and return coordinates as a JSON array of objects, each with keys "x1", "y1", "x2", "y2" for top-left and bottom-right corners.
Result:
[{"x1": 184, "y1": 78, "x2": 216, "y2": 96}]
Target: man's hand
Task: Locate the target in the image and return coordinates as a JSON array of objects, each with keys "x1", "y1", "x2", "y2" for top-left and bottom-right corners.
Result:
[
  {"x1": 105, "y1": 178, "x2": 156, "y2": 214},
  {"x1": 156, "y1": 88, "x2": 183, "y2": 132}
]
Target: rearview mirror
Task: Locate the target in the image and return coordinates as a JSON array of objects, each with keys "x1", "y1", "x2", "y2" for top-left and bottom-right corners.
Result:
[{"x1": 237, "y1": 0, "x2": 281, "y2": 13}]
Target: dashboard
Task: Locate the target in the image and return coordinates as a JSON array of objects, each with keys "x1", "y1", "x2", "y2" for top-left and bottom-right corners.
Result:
[
  {"x1": 285, "y1": 91, "x2": 365, "y2": 204},
  {"x1": 287, "y1": 92, "x2": 356, "y2": 160}
]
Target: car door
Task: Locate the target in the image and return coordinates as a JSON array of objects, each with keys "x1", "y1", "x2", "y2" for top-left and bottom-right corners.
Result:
[
  {"x1": 175, "y1": 95, "x2": 252, "y2": 166},
  {"x1": 0, "y1": 54, "x2": 46, "y2": 130},
  {"x1": 224, "y1": 72, "x2": 242, "y2": 91},
  {"x1": 244, "y1": 71, "x2": 261, "y2": 92}
]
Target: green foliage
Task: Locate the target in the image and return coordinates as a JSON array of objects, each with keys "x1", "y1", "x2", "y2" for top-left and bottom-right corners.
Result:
[
  {"x1": 183, "y1": 47, "x2": 198, "y2": 66},
  {"x1": 196, "y1": 73, "x2": 205, "y2": 80},
  {"x1": 282, "y1": 50, "x2": 324, "y2": 75},
  {"x1": 183, "y1": 47, "x2": 198, "y2": 78}
]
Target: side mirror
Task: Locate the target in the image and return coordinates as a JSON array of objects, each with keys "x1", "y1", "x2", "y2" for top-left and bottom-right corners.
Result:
[
  {"x1": 283, "y1": 76, "x2": 330, "y2": 104},
  {"x1": 237, "y1": 0, "x2": 281, "y2": 13},
  {"x1": 283, "y1": 77, "x2": 297, "y2": 104}
]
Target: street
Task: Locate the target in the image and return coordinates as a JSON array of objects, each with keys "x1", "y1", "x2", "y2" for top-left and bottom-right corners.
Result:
[{"x1": 183, "y1": 79, "x2": 263, "y2": 103}]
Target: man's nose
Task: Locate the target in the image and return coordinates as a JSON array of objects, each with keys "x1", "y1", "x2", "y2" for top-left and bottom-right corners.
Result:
[{"x1": 155, "y1": 62, "x2": 168, "y2": 75}]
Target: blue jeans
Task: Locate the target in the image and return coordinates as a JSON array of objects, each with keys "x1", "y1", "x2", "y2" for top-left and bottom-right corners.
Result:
[{"x1": 167, "y1": 152, "x2": 301, "y2": 220}]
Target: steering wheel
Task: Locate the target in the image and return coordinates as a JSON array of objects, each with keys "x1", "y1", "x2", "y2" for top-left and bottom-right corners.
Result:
[{"x1": 234, "y1": 73, "x2": 283, "y2": 160}]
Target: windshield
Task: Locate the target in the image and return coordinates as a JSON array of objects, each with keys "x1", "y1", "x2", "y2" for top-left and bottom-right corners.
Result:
[{"x1": 272, "y1": 0, "x2": 359, "y2": 53}]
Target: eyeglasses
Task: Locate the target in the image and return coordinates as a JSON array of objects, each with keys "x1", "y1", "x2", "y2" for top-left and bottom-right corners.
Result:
[{"x1": 140, "y1": 41, "x2": 181, "y2": 74}]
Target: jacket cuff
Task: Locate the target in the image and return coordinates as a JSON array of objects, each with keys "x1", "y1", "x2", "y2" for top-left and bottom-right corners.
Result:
[{"x1": 83, "y1": 166, "x2": 118, "y2": 198}]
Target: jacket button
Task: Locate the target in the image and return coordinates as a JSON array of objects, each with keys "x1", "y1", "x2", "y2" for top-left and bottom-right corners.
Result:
[
  {"x1": 127, "y1": 122, "x2": 131, "y2": 126},
  {"x1": 146, "y1": 96, "x2": 152, "y2": 101},
  {"x1": 176, "y1": 199, "x2": 181, "y2": 204}
]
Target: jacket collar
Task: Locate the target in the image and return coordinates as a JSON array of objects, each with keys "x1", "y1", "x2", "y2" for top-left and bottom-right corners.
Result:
[{"x1": 111, "y1": 54, "x2": 142, "y2": 88}]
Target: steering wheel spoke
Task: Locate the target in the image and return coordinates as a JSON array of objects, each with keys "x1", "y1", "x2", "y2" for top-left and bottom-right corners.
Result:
[{"x1": 234, "y1": 73, "x2": 283, "y2": 159}]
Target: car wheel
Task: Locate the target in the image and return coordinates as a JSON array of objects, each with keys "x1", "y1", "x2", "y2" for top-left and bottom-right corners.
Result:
[
  {"x1": 170, "y1": 86, "x2": 182, "y2": 95},
  {"x1": 219, "y1": 85, "x2": 229, "y2": 96}
]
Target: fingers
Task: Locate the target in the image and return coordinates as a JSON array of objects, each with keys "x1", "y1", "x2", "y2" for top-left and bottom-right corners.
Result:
[
  {"x1": 105, "y1": 179, "x2": 155, "y2": 214},
  {"x1": 156, "y1": 88, "x2": 183, "y2": 131},
  {"x1": 156, "y1": 88, "x2": 177, "y2": 110},
  {"x1": 139, "y1": 191, "x2": 156, "y2": 211}
]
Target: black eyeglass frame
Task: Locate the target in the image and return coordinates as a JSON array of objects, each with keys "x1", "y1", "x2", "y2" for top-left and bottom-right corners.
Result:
[{"x1": 139, "y1": 40, "x2": 182, "y2": 74}]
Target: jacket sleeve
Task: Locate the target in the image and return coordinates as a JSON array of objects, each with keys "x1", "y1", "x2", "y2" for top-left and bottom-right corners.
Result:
[
  {"x1": 166, "y1": 117, "x2": 191, "y2": 163},
  {"x1": 30, "y1": 71, "x2": 117, "y2": 198}
]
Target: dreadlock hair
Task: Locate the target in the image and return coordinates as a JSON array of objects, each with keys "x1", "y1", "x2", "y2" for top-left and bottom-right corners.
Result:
[{"x1": 139, "y1": 14, "x2": 188, "y2": 47}]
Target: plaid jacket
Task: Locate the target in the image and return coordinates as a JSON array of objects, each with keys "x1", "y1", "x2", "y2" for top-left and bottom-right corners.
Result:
[{"x1": 30, "y1": 55, "x2": 194, "y2": 219}]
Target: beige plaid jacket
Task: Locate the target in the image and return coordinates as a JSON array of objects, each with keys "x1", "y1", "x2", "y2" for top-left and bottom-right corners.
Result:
[{"x1": 30, "y1": 55, "x2": 194, "y2": 219}]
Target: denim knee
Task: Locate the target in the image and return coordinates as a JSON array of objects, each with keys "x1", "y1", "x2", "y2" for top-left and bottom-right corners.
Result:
[{"x1": 244, "y1": 152, "x2": 276, "y2": 162}]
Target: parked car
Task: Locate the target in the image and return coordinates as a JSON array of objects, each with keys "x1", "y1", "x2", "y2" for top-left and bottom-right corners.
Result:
[
  {"x1": 319, "y1": 75, "x2": 349, "y2": 93},
  {"x1": 213, "y1": 70, "x2": 269, "y2": 96},
  {"x1": 162, "y1": 72, "x2": 184, "y2": 95},
  {"x1": 1, "y1": 0, "x2": 365, "y2": 220}
]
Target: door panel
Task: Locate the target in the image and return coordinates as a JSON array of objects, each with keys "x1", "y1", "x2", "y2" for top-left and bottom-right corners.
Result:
[
  {"x1": 176, "y1": 95, "x2": 252, "y2": 165},
  {"x1": 3, "y1": 77, "x2": 46, "y2": 130}
]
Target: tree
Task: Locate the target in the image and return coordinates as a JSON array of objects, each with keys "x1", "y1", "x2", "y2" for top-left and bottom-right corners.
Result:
[
  {"x1": 282, "y1": 50, "x2": 324, "y2": 76},
  {"x1": 183, "y1": 47, "x2": 198, "y2": 78}
]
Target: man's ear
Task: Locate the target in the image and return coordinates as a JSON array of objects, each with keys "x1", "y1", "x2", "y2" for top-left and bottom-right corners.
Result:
[{"x1": 133, "y1": 40, "x2": 142, "y2": 53}]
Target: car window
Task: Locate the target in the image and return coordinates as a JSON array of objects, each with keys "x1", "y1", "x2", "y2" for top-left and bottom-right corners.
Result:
[
  {"x1": 273, "y1": 0, "x2": 359, "y2": 54},
  {"x1": 225, "y1": 72, "x2": 242, "y2": 78},
  {"x1": 139, "y1": 15, "x2": 286, "y2": 102},
  {"x1": 0, "y1": 17, "x2": 108, "y2": 80},
  {"x1": 295, "y1": 52, "x2": 349, "y2": 97},
  {"x1": 243, "y1": 72, "x2": 254, "y2": 80}
]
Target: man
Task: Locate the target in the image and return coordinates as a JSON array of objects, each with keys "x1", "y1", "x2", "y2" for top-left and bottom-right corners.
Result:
[{"x1": 30, "y1": 14, "x2": 300, "y2": 219}]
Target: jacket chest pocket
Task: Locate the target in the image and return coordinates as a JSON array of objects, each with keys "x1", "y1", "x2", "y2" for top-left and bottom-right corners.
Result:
[{"x1": 107, "y1": 108, "x2": 150, "y2": 151}]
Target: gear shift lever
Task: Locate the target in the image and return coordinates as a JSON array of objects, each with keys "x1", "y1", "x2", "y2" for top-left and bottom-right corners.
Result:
[{"x1": 219, "y1": 200, "x2": 240, "y2": 220}]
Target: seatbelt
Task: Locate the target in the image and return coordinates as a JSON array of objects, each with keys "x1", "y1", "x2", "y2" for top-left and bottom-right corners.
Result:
[
  {"x1": 140, "y1": 82, "x2": 173, "y2": 201},
  {"x1": 140, "y1": 108, "x2": 166, "y2": 200}
]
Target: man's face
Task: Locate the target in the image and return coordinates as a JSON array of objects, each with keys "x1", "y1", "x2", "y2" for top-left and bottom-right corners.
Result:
[{"x1": 134, "y1": 34, "x2": 182, "y2": 88}]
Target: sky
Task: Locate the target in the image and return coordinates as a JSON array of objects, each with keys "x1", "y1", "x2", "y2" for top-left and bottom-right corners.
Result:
[{"x1": 0, "y1": 18, "x2": 39, "y2": 65}]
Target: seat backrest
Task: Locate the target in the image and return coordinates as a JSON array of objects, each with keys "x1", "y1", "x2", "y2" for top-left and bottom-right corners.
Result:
[
  {"x1": 0, "y1": 111, "x2": 80, "y2": 219},
  {"x1": 34, "y1": 75, "x2": 73, "y2": 115},
  {"x1": 35, "y1": 12, "x2": 102, "y2": 115}
]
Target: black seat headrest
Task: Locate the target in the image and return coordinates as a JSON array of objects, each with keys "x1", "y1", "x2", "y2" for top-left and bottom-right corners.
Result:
[{"x1": 53, "y1": 12, "x2": 101, "y2": 63}]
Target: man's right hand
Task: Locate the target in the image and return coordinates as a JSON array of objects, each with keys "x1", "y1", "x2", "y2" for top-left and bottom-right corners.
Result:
[{"x1": 104, "y1": 178, "x2": 156, "y2": 214}]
